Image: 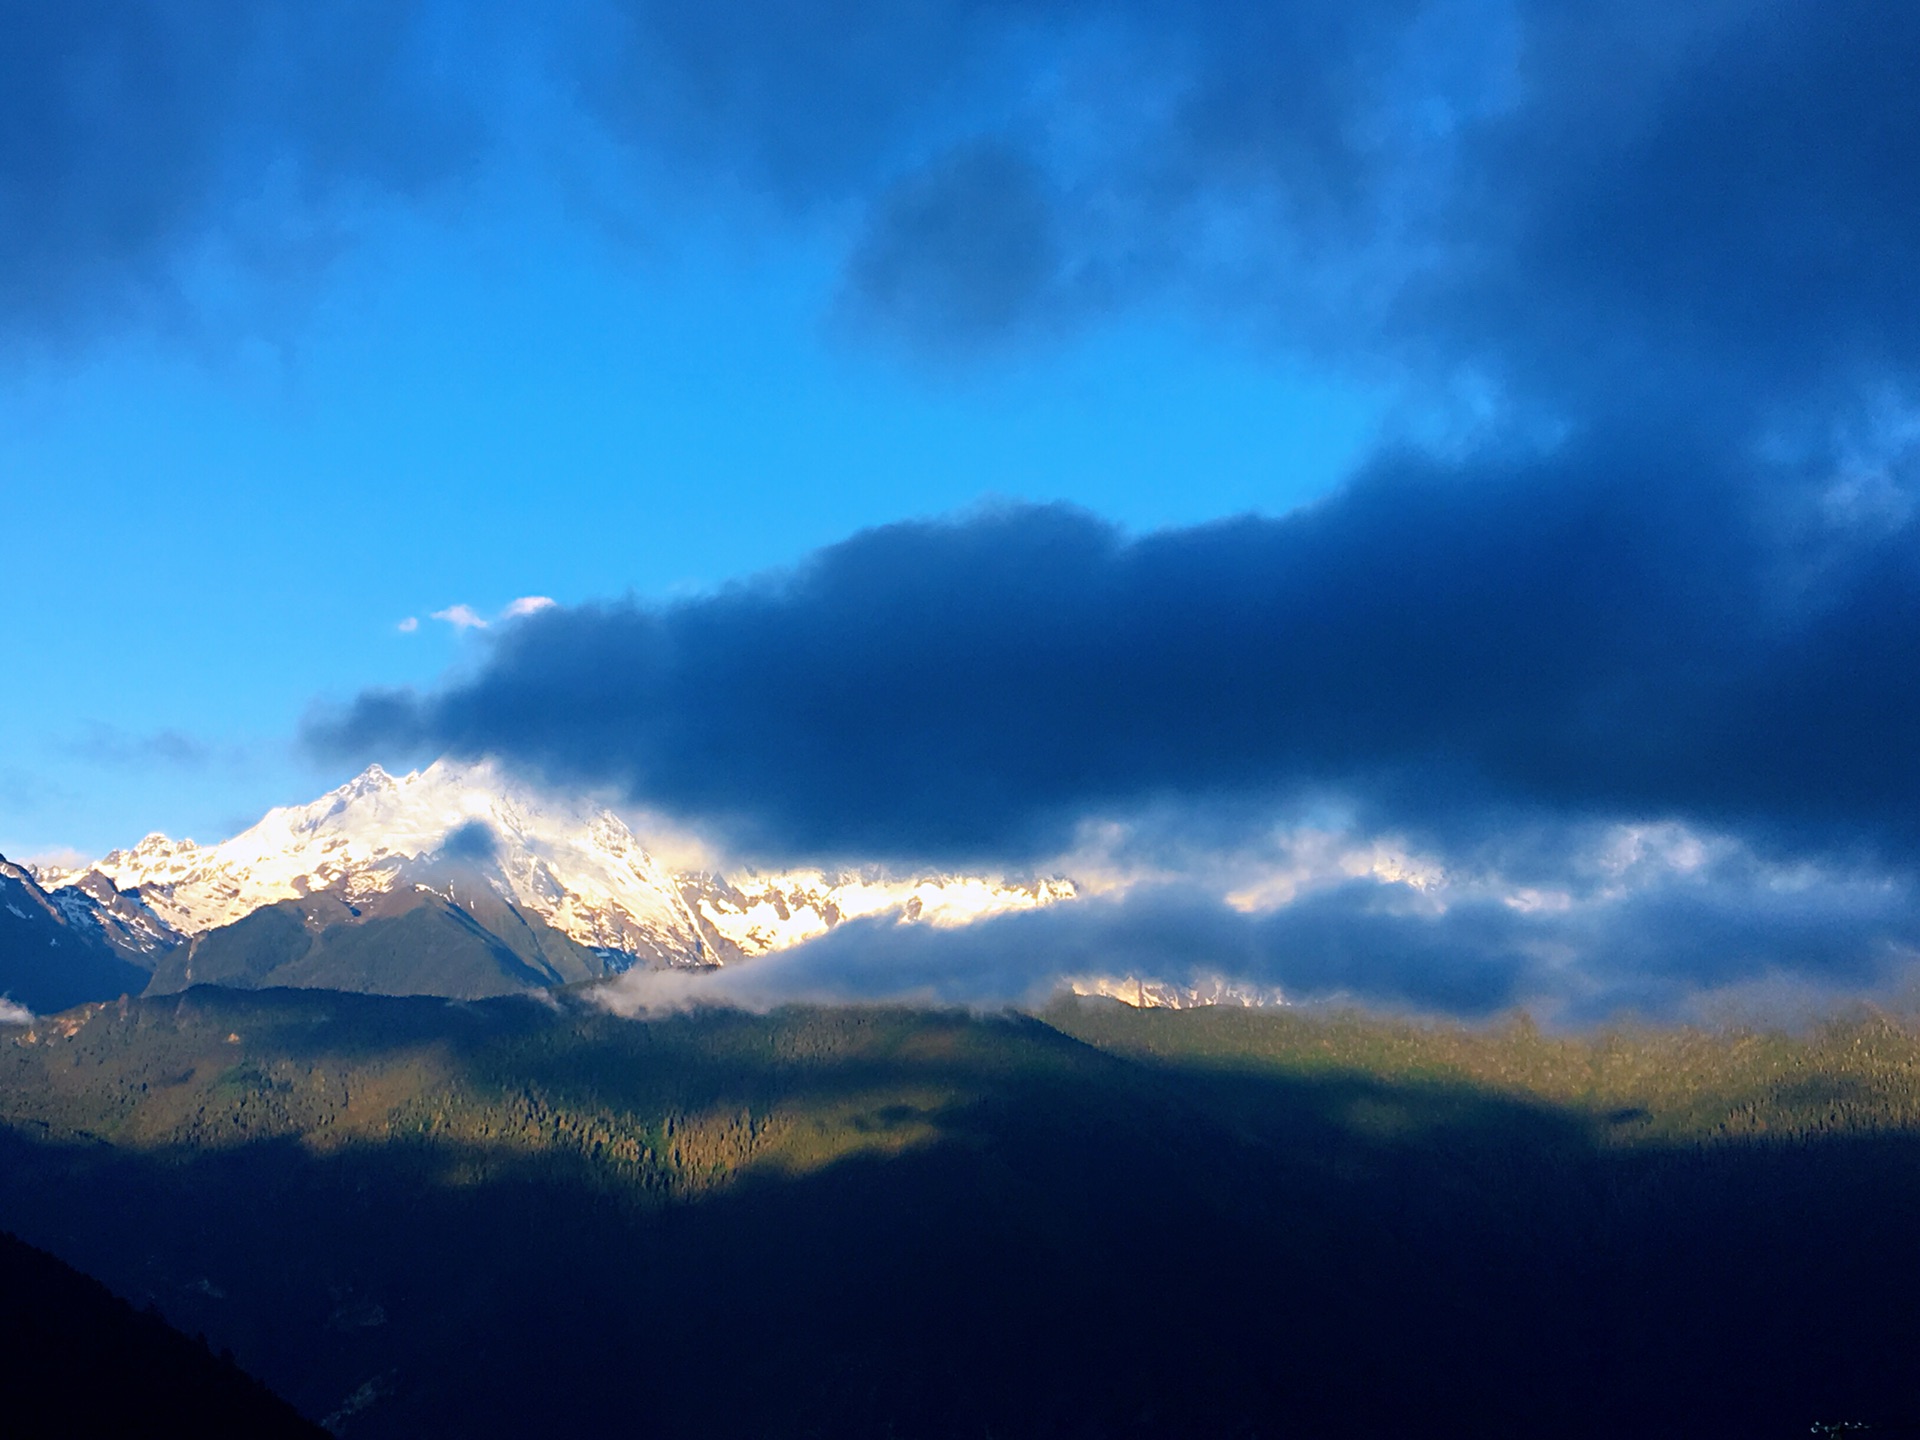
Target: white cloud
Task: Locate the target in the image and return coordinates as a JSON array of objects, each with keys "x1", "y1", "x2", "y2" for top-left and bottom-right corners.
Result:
[
  {"x1": 397, "y1": 616, "x2": 419, "y2": 633},
  {"x1": 579, "y1": 809, "x2": 1920, "y2": 1026},
  {"x1": 419, "y1": 599, "x2": 553, "y2": 630},
  {"x1": 608, "y1": 803, "x2": 724, "y2": 874},
  {"x1": 23, "y1": 846, "x2": 88, "y2": 874},
  {"x1": 0, "y1": 998, "x2": 32, "y2": 1026},
  {"x1": 593, "y1": 840, "x2": 1920, "y2": 1026}
]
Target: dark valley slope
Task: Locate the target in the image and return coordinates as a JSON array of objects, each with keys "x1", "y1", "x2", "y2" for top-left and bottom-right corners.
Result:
[
  {"x1": 3, "y1": 990, "x2": 1920, "y2": 1438},
  {"x1": 0, "y1": 1226, "x2": 326, "y2": 1438}
]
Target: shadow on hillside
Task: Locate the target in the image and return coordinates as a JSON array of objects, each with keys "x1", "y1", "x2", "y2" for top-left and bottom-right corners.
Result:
[
  {"x1": 2, "y1": 994, "x2": 1918, "y2": 1439},
  {"x1": 128, "y1": 987, "x2": 1127, "y2": 1125}
]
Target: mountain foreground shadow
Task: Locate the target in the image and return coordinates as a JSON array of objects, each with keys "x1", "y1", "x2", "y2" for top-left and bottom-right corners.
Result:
[
  {"x1": 1, "y1": 988, "x2": 1917, "y2": 1438},
  {"x1": 0, "y1": 1224, "x2": 326, "y2": 1437}
]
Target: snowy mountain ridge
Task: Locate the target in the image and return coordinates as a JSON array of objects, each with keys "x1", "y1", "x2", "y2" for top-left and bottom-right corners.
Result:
[{"x1": 33, "y1": 759, "x2": 1077, "y2": 971}]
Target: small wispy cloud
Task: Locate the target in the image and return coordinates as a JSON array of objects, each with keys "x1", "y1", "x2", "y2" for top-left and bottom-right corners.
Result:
[
  {"x1": 0, "y1": 765, "x2": 61, "y2": 813},
  {"x1": 23, "y1": 846, "x2": 87, "y2": 873},
  {"x1": 66, "y1": 723, "x2": 239, "y2": 771},
  {"x1": 397, "y1": 616, "x2": 419, "y2": 633},
  {"x1": 424, "y1": 598, "x2": 555, "y2": 632},
  {"x1": 0, "y1": 999, "x2": 33, "y2": 1026}
]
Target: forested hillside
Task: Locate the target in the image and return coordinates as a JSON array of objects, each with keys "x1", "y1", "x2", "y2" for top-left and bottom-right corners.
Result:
[{"x1": 1, "y1": 991, "x2": 1917, "y2": 1437}]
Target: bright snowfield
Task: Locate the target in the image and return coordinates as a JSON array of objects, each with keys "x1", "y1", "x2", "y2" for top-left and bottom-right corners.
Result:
[
  {"x1": 1064, "y1": 973, "x2": 1288, "y2": 1011},
  {"x1": 31, "y1": 759, "x2": 1080, "y2": 972}
]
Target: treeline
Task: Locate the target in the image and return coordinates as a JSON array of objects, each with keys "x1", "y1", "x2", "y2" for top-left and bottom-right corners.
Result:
[{"x1": 1049, "y1": 997, "x2": 1920, "y2": 1142}]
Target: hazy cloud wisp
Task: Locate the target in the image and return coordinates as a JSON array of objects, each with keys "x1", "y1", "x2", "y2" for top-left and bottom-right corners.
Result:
[{"x1": 594, "y1": 832, "x2": 1920, "y2": 1023}]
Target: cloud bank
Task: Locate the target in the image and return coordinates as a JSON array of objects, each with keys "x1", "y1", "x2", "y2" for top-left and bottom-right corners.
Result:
[
  {"x1": 0, "y1": 0, "x2": 476, "y2": 341},
  {"x1": 309, "y1": 431, "x2": 1920, "y2": 867},
  {"x1": 13, "y1": 1, "x2": 1920, "y2": 395},
  {"x1": 595, "y1": 835, "x2": 1920, "y2": 1024}
]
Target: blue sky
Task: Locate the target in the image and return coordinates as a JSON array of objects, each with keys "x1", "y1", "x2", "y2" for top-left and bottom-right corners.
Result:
[
  {"x1": 9, "y1": 1, "x2": 1920, "y2": 1018},
  {"x1": 0, "y1": 143, "x2": 1377, "y2": 858}
]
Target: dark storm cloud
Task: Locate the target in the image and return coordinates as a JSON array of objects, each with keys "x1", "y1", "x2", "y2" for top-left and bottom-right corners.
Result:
[
  {"x1": 571, "y1": 0, "x2": 1920, "y2": 390},
  {"x1": 307, "y1": 422, "x2": 1920, "y2": 865},
  {"x1": 0, "y1": 0, "x2": 477, "y2": 337},
  {"x1": 841, "y1": 140, "x2": 1074, "y2": 349},
  {"x1": 1434, "y1": 0, "x2": 1920, "y2": 414},
  {"x1": 17, "y1": 1, "x2": 1918, "y2": 392},
  {"x1": 579, "y1": 0, "x2": 1441, "y2": 352}
]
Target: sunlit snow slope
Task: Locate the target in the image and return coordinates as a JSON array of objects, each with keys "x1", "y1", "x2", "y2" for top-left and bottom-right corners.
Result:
[{"x1": 36, "y1": 760, "x2": 1075, "y2": 972}]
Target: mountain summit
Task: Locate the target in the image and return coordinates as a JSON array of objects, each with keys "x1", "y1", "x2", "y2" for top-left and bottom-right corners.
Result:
[
  {"x1": 40, "y1": 760, "x2": 716, "y2": 969},
  {"x1": 19, "y1": 760, "x2": 1073, "y2": 1003}
]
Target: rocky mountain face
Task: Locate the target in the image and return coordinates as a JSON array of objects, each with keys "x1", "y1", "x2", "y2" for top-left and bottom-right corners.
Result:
[
  {"x1": 14, "y1": 759, "x2": 1074, "y2": 1006},
  {"x1": 145, "y1": 856, "x2": 621, "y2": 1001},
  {"x1": 42, "y1": 866, "x2": 182, "y2": 965},
  {"x1": 0, "y1": 857, "x2": 151, "y2": 1013}
]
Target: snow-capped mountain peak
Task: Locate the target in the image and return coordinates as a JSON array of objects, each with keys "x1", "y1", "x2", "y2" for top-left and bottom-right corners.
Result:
[
  {"x1": 49, "y1": 759, "x2": 710, "y2": 965},
  {"x1": 38, "y1": 760, "x2": 1076, "y2": 973}
]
